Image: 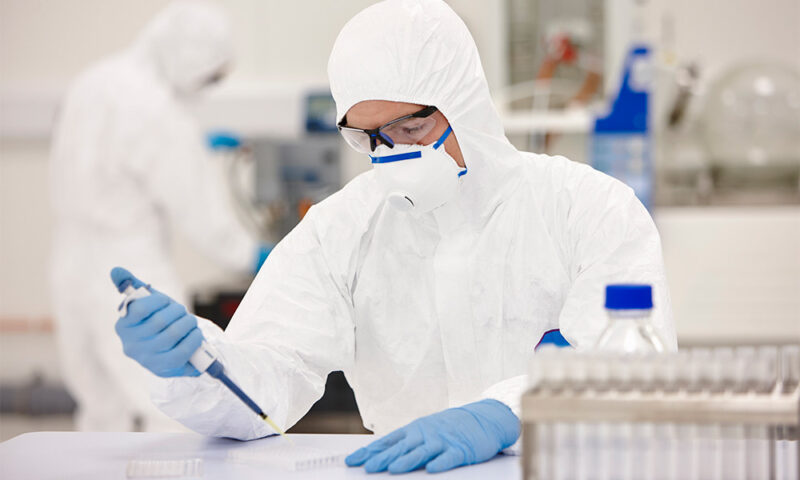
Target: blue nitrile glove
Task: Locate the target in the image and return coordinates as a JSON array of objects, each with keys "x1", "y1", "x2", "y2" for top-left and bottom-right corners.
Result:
[
  {"x1": 254, "y1": 244, "x2": 274, "y2": 274},
  {"x1": 345, "y1": 398, "x2": 520, "y2": 474},
  {"x1": 110, "y1": 267, "x2": 203, "y2": 377},
  {"x1": 206, "y1": 131, "x2": 242, "y2": 150}
]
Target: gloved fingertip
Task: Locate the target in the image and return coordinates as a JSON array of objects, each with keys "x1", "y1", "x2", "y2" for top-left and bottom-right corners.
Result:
[
  {"x1": 364, "y1": 460, "x2": 387, "y2": 474},
  {"x1": 387, "y1": 462, "x2": 412, "y2": 474},
  {"x1": 425, "y1": 449, "x2": 463, "y2": 474},
  {"x1": 345, "y1": 448, "x2": 368, "y2": 467},
  {"x1": 110, "y1": 266, "x2": 144, "y2": 291},
  {"x1": 425, "y1": 463, "x2": 446, "y2": 474}
]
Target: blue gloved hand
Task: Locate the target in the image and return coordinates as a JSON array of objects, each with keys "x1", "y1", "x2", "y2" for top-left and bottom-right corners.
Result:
[
  {"x1": 110, "y1": 267, "x2": 204, "y2": 377},
  {"x1": 345, "y1": 399, "x2": 520, "y2": 474},
  {"x1": 254, "y1": 244, "x2": 273, "y2": 274},
  {"x1": 206, "y1": 131, "x2": 242, "y2": 150}
]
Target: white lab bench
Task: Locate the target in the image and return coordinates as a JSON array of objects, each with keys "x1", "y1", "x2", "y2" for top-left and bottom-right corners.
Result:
[{"x1": 0, "y1": 432, "x2": 520, "y2": 479}]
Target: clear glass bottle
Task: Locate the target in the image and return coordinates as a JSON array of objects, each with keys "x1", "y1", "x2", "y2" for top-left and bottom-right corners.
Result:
[{"x1": 594, "y1": 284, "x2": 666, "y2": 353}]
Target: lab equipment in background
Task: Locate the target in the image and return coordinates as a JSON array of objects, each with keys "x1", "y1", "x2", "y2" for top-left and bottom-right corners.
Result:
[
  {"x1": 591, "y1": 43, "x2": 653, "y2": 210},
  {"x1": 503, "y1": 0, "x2": 604, "y2": 155},
  {"x1": 116, "y1": 278, "x2": 290, "y2": 442},
  {"x1": 522, "y1": 345, "x2": 800, "y2": 480},
  {"x1": 701, "y1": 63, "x2": 800, "y2": 198},
  {"x1": 594, "y1": 284, "x2": 667, "y2": 353},
  {"x1": 507, "y1": 0, "x2": 605, "y2": 103},
  {"x1": 215, "y1": 91, "x2": 342, "y2": 243},
  {"x1": 209, "y1": 92, "x2": 342, "y2": 248},
  {"x1": 250, "y1": 135, "x2": 341, "y2": 238},
  {"x1": 305, "y1": 91, "x2": 339, "y2": 134},
  {"x1": 655, "y1": 62, "x2": 712, "y2": 206},
  {"x1": 657, "y1": 61, "x2": 800, "y2": 206}
]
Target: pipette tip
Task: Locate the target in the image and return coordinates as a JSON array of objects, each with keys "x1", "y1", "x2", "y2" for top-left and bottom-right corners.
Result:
[{"x1": 260, "y1": 413, "x2": 293, "y2": 445}]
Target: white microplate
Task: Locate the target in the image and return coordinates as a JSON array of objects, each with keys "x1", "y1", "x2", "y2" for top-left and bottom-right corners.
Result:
[
  {"x1": 126, "y1": 458, "x2": 203, "y2": 478},
  {"x1": 228, "y1": 445, "x2": 347, "y2": 471}
]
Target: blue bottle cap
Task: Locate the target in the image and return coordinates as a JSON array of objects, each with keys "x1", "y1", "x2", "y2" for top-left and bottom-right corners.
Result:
[{"x1": 605, "y1": 284, "x2": 653, "y2": 310}]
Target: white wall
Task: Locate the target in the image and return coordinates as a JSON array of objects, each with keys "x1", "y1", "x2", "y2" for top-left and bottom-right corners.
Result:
[
  {"x1": 657, "y1": 207, "x2": 800, "y2": 346},
  {"x1": 0, "y1": 0, "x2": 376, "y2": 87},
  {"x1": 651, "y1": 0, "x2": 800, "y2": 78},
  {"x1": 0, "y1": 139, "x2": 52, "y2": 320}
]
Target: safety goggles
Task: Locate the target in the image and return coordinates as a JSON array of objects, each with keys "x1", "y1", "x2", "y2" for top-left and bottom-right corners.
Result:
[{"x1": 337, "y1": 105, "x2": 439, "y2": 153}]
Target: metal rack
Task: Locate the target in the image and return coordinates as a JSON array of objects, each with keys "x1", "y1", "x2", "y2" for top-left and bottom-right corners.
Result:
[{"x1": 521, "y1": 347, "x2": 800, "y2": 480}]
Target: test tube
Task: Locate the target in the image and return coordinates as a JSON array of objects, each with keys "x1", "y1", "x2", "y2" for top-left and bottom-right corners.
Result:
[
  {"x1": 529, "y1": 346, "x2": 560, "y2": 393},
  {"x1": 715, "y1": 347, "x2": 737, "y2": 392},
  {"x1": 689, "y1": 347, "x2": 712, "y2": 393},
  {"x1": 735, "y1": 346, "x2": 758, "y2": 393},
  {"x1": 563, "y1": 351, "x2": 589, "y2": 393},
  {"x1": 652, "y1": 420, "x2": 677, "y2": 480},
  {"x1": 671, "y1": 350, "x2": 690, "y2": 393},
  {"x1": 553, "y1": 421, "x2": 577, "y2": 480},
  {"x1": 715, "y1": 347, "x2": 745, "y2": 480},
  {"x1": 777, "y1": 345, "x2": 799, "y2": 480},
  {"x1": 607, "y1": 354, "x2": 633, "y2": 392},
  {"x1": 585, "y1": 352, "x2": 611, "y2": 393},
  {"x1": 528, "y1": 354, "x2": 545, "y2": 393},
  {"x1": 629, "y1": 353, "x2": 657, "y2": 392},
  {"x1": 653, "y1": 352, "x2": 679, "y2": 394},
  {"x1": 542, "y1": 352, "x2": 568, "y2": 394},
  {"x1": 755, "y1": 346, "x2": 779, "y2": 394},
  {"x1": 779, "y1": 345, "x2": 799, "y2": 393}
]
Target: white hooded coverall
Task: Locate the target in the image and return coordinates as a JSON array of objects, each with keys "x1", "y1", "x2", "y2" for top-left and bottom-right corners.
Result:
[
  {"x1": 150, "y1": 0, "x2": 677, "y2": 440},
  {"x1": 50, "y1": 1, "x2": 257, "y2": 432}
]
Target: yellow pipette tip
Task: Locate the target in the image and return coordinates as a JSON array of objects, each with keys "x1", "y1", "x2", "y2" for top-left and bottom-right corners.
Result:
[{"x1": 260, "y1": 414, "x2": 294, "y2": 445}]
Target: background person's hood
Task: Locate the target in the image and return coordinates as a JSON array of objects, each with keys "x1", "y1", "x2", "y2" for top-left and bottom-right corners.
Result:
[
  {"x1": 134, "y1": 0, "x2": 233, "y2": 95},
  {"x1": 327, "y1": 0, "x2": 524, "y2": 221}
]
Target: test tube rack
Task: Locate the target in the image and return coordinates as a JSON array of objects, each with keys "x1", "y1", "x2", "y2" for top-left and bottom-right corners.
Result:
[{"x1": 521, "y1": 345, "x2": 800, "y2": 480}]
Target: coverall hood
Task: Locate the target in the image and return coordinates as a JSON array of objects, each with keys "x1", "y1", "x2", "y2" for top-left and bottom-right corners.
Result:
[
  {"x1": 136, "y1": 0, "x2": 233, "y2": 94},
  {"x1": 328, "y1": 0, "x2": 523, "y2": 220}
]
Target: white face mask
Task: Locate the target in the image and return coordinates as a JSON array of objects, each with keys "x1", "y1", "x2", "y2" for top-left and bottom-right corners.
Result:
[{"x1": 370, "y1": 126, "x2": 467, "y2": 215}]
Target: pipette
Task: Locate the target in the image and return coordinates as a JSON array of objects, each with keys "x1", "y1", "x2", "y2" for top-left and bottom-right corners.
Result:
[{"x1": 116, "y1": 280, "x2": 291, "y2": 443}]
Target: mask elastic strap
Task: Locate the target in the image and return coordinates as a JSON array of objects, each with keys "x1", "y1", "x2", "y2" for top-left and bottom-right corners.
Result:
[
  {"x1": 370, "y1": 151, "x2": 423, "y2": 164},
  {"x1": 370, "y1": 125, "x2": 454, "y2": 164},
  {"x1": 433, "y1": 126, "x2": 453, "y2": 149}
]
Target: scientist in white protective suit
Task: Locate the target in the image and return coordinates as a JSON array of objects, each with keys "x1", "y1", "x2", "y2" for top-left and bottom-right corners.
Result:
[
  {"x1": 109, "y1": 0, "x2": 677, "y2": 473},
  {"x1": 50, "y1": 1, "x2": 265, "y2": 432}
]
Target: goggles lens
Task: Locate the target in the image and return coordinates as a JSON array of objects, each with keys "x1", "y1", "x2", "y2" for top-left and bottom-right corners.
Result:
[{"x1": 338, "y1": 111, "x2": 438, "y2": 153}]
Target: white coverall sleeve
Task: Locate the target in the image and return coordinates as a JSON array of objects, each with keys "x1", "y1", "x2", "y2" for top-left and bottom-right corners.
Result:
[
  {"x1": 149, "y1": 202, "x2": 357, "y2": 440},
  {"x1": 555, "y1": 159, "x2": 676, "y2": 350},
  {"x1": 140, "y1": 106, "x2": 257, "y2": 272},
  {"x1": 480, "y1": 156, "x2": 677, "y2": 454}
]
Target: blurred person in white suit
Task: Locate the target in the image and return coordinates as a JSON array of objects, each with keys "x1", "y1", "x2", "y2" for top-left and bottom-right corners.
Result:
[{"x1": 49, "y1": 0, "x2": 263, "y2": 432}]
